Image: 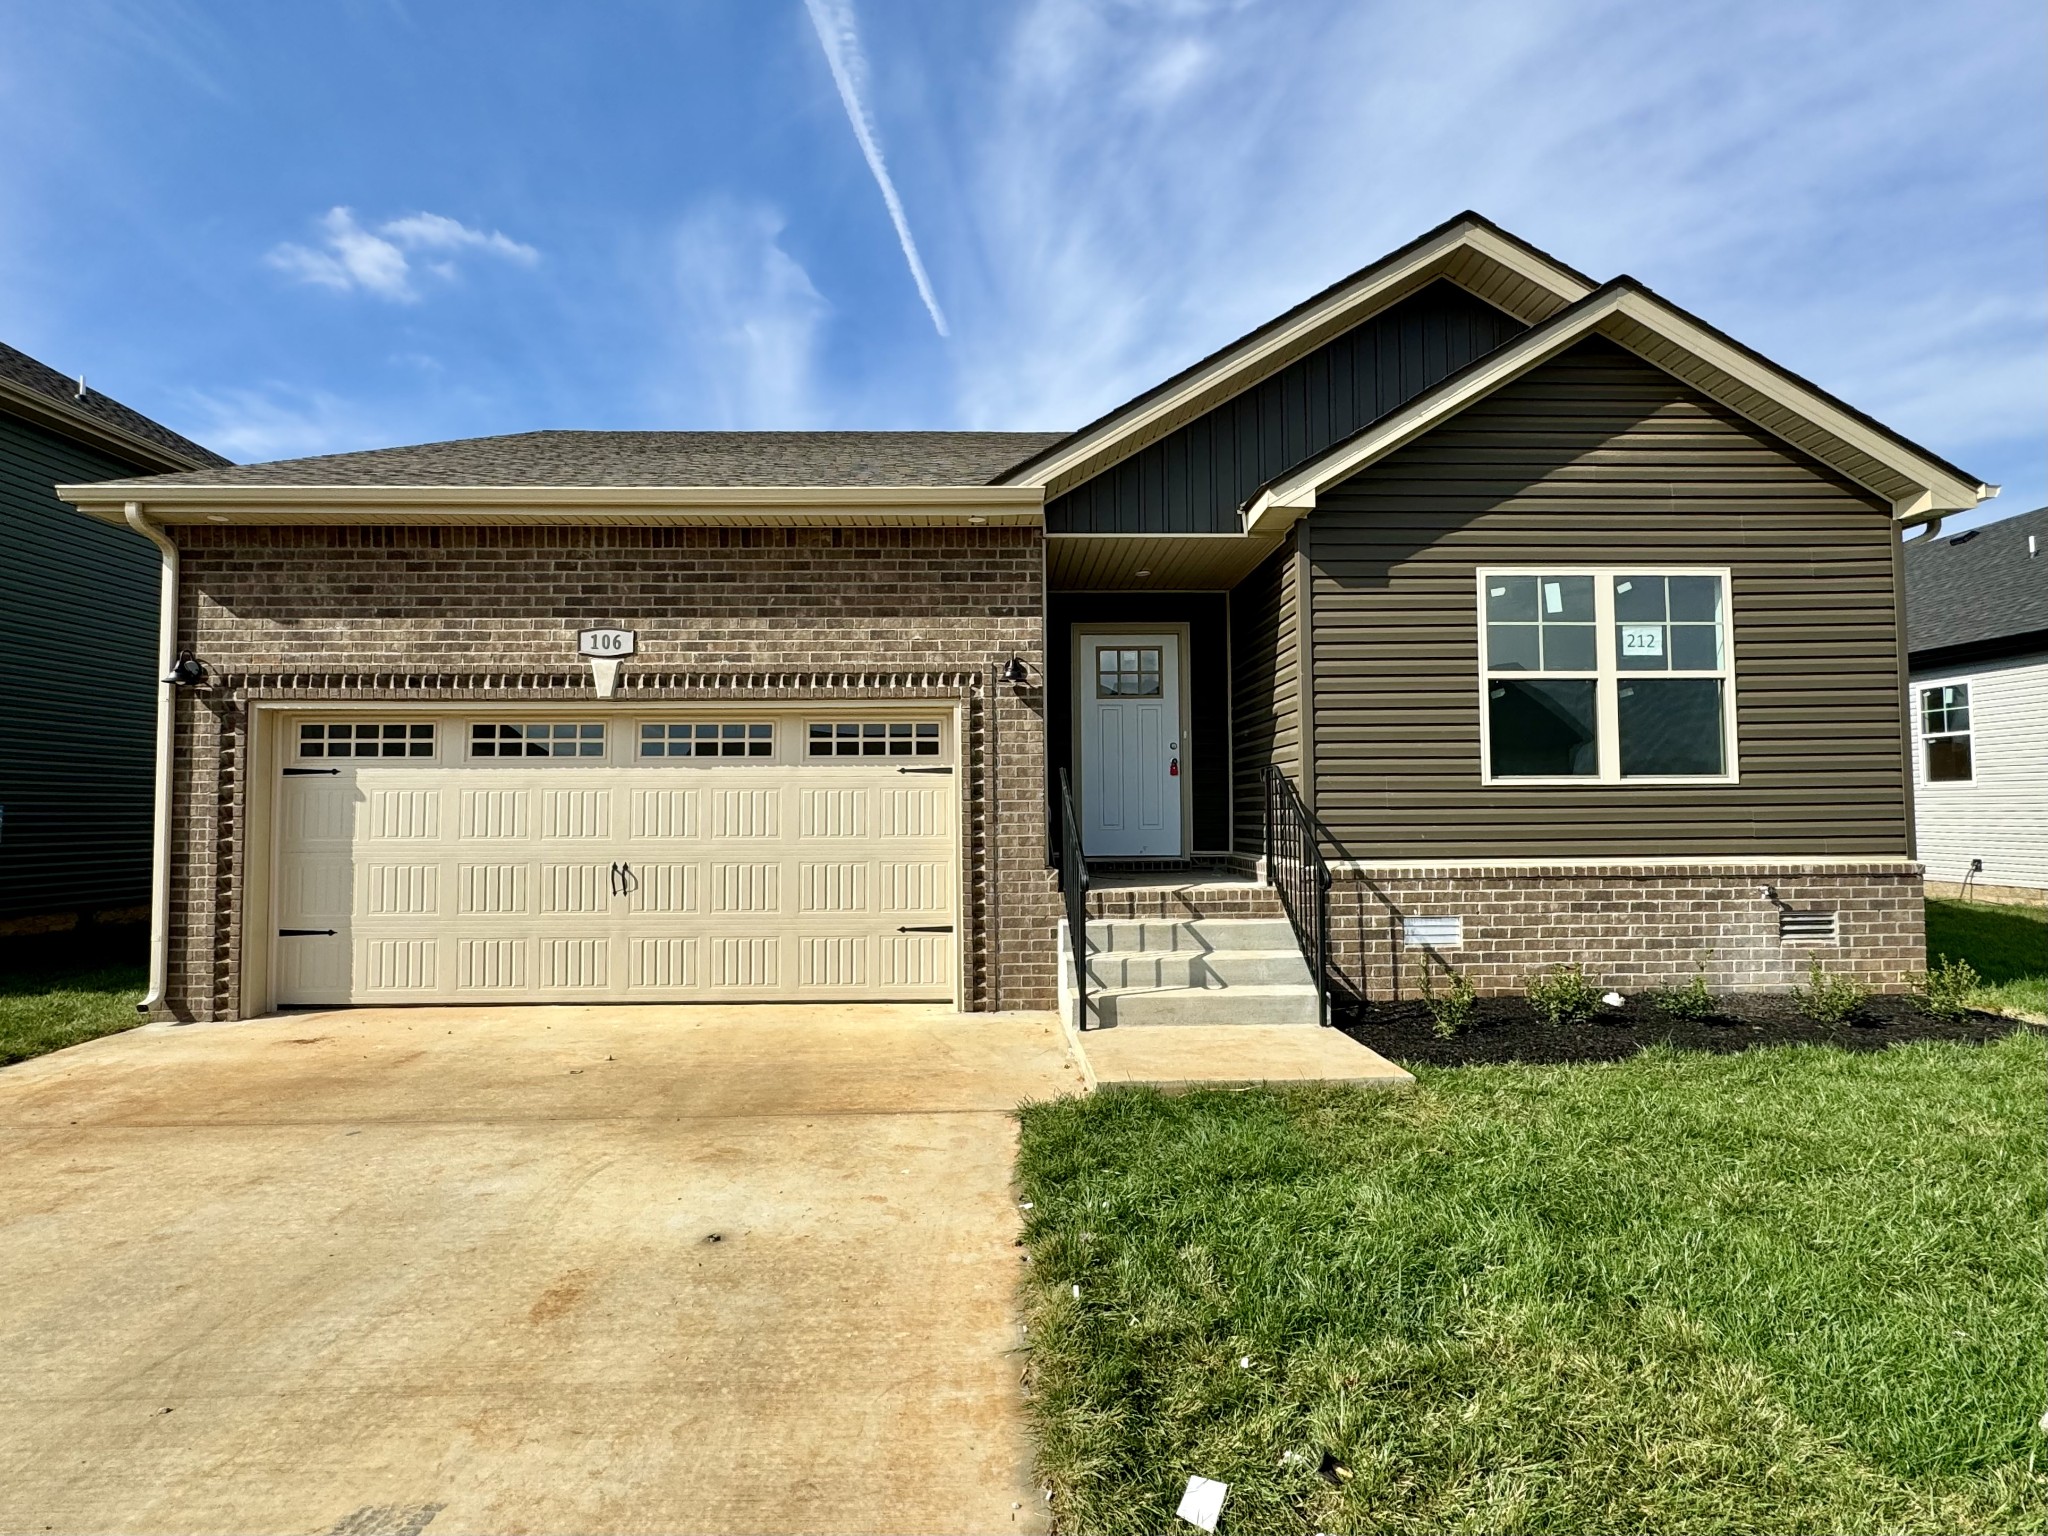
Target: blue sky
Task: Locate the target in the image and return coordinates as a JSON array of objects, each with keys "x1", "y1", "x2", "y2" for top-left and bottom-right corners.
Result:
[{"x1": 1, "y1": 0, "x2": 2040, "y2": 526}]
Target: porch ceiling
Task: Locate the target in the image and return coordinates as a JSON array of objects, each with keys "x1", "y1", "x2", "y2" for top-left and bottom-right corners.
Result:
[{"x1": 1047, "y1": 533, "x2": 1283, "y2": 590}]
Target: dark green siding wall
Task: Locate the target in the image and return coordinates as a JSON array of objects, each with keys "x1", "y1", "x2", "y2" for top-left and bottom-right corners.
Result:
[
  {"x1": 1229, "y1": 533, "x2": 1301, "y2": 852},
  {"x1": 0, "y1": 413, "x2": 160, "y2": 917},
  {"x1": 1307, "y1": 338, "x2": 1907, "y2": 859},
  {"x1": 1047, "y1": 282, "x2": 1526, "y2": 534},
  {"x1": 1049, "y1": 592, "x2": 1232, "y2": 851}
]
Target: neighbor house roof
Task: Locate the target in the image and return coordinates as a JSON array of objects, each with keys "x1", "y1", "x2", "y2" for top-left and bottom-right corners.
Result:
[
  {"x1": 0, "y1": 341, "x2": 226, "y2": 473},
  {"x1": 1905, "y1": 505, "x2": 2048, "y2": 664},
  {"x1": 99, "y1": 429, "x2": 1067, "y2": 492}
]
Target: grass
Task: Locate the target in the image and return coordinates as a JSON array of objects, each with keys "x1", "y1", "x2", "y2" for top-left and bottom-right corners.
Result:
[
  {"x1": 1017, "y1": 1035, "x2": 2047, "y2": 1534},
  {"x1": 1928, "y1": 898, "x2": 2048, "y2": 1021},
  {"x1": 0, "y1": 954, "x2": 147, "y2": 1067}
]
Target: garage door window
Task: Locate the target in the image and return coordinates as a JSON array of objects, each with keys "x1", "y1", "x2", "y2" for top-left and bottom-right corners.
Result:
[
  {"x1": 299, "y1": 721, "x2": 434, "y2": 759},
  {"x1": 640, "y1": 722, "x2": 774, "y2": 758},
  {"x1": 807, "y1": 721, "x2": 941, "y2": 757},
  {"x1": 470, "y1": 722, "x2": 605, "y2": 758}
]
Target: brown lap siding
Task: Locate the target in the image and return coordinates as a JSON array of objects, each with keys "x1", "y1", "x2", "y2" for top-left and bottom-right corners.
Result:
[
  {"x1": 1306, "y1": 337, "x2": 1911, "y2": 861},
  {"x1": 163, "y1": 524, "x2": 1055, "y2": 1021}
]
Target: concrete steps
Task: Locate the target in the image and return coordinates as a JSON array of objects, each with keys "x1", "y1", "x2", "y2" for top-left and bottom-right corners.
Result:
[{"x1": 1058, "y1": 915, "x2": 1320, "y2": 1029}]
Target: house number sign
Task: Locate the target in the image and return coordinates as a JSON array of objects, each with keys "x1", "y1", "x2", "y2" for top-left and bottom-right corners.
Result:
[
  {"x1": 1620, "y1": 625, "x2": 1663, "y2": 658},
  {"x1": 578, "y1": 628, "x2": 637, "y2": 658}
]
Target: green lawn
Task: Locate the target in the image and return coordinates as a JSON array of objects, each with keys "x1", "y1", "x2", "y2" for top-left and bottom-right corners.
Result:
[
  {"x1": 1928, "y1": 897, "x2": 2048, "y2": 1021},
  {"x1": 0, "y1": 959, "x2": 147, "y2": 1067},
  {"x1": 1017, "y1": 1035, "x2": 2047, "y2": 1534}
]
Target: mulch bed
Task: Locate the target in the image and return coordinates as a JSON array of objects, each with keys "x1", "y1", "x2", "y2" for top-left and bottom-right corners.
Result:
[{"x1": 1339, "y1": 991, "x2": 2039, "y2": 1068}]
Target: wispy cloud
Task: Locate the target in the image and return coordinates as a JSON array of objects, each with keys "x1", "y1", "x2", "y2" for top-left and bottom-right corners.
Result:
[
  {"x1": 266, "y1": 206, "x2": 538, "y2": 301},
  {"x1": 178, "y1": 380, "x2": 389, "y2": 462},
  {"x1": 801, "y1": 0, "x2": 949, "y2": 337},
  {"x1": 650, "y1": 198, "x2": 832, "y2": 428}
]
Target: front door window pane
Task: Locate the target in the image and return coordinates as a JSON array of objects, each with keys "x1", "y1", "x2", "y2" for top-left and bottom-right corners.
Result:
[
  {"x1": 1097, "y1": 647, "x2": 1163, "y2": 697},
  {"x1": 1488, "y1": 680, "x2": 1598, "y2": 776},
  {"x1": 1617, "y1": 679, "x2": 1724, "y2": 776}
]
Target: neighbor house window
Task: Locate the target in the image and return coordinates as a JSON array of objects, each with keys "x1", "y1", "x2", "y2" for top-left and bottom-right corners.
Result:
[
  {"x1": 807, "y1": 721, "x2": 941, "y2": 758},
  {"x1": 299, "y1": 721, "x2": 434, "y2": 759},
  {"x1": 1920, "y1": 684, "x2": 1972, "y2": 782},
  {"x1": 640, "y1": 722, "x2": 773, "y2": 758},
  {"x1": 470, "y1": 722, "x2": 604, "y2": 758},
  {"x1": 1480, "y1": 570, "x2": 1733, "y2": 782}
]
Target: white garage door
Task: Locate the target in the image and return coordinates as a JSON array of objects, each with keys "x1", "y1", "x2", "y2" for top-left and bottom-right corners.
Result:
[{"x1": 273, "y1": 712, "x2": 958, "y2": 1005}]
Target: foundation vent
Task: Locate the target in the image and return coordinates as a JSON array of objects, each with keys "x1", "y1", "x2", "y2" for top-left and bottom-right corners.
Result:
[
  {"x1": 1778, "y1": 910, "x2": 1839, "y2": 945},
  {"x1": 1403, "y1": 916, "x2": 1464, "y2": 949}
]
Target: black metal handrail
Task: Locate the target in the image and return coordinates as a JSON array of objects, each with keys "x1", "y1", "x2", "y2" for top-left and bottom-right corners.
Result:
[
  {"x1": 1057, "y1": 768, "x2": 1091, "y2": 1029},
  {"x1": 1263, "y1": 765, "x2": 1331, "y2": 1027}
]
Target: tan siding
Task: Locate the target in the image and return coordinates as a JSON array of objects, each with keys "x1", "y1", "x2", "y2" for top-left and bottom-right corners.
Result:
[
  {"x1": 1308, "y1": 338, "x2": 1908, "y2": 859},
  {"x1": 1230, "y1": 532, "x2": 1301, "y2": 850}
]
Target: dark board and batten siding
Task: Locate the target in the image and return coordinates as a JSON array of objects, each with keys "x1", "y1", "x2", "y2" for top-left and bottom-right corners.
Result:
[
  {"x1": 1229, "y1": 532, "x2": 1302, "y2": 852},
  {"x1": 0, "y1": 412, "x2": 161, "y2": 917},
  {"x1": 1306, "y1": 338, "x2": 1909, "y2": 860},
  {"x1": 1047, "y1": 282, "x2": 1526, "y2": 535}
]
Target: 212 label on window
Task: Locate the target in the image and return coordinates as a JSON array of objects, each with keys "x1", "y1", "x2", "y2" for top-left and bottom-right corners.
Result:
[{"x1": 1620, "y1": 626, "x2": 1664, "y2": 657}]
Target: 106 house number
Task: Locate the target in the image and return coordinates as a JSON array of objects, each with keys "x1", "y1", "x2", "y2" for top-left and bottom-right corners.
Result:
[{"x1": 577, "y1": 628, "x2": 636, "y2": 658}]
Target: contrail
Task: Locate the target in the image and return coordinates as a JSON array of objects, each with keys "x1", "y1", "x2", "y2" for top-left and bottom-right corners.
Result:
[{"x1": 802, "y1": 0, "x2": 949, "y2": 337}]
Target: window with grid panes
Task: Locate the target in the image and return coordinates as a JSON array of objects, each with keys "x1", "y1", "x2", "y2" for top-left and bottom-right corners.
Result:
[
  {"x1": 298, "y1": 722, "x2": 434, "y2": 758},
  {"x1": 1920, "y1": 684, "x2": 1973, "y2": 782},
  {"x1": 806, "y1": 721, "x2": 941, "y2": 757},
  {"x1": 469, "y1": 722, "x2": 605, "y2": 758},
  {"x1": 639, "y1": 722, "x2": 774, "y2": 758}
]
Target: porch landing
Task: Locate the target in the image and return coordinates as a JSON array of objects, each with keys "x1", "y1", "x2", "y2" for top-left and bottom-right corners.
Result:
[{"x1": 1062, "y1": 1015, "x2": 1413, "y2": 1093}]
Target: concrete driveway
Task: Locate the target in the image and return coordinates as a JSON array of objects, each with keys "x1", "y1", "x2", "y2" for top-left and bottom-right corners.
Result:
[{"x1": 0, "y1": 1004, "x2": 1081, "y2": 1534}]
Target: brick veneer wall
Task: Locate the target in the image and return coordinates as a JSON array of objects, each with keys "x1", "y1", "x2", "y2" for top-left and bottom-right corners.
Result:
[
  {"x1": 1328, "y1": 863, "x2": 1925, "y2": 1002},
  {"x1": 163, "y1": 523, "x2": 1058, "y2": 1021}
]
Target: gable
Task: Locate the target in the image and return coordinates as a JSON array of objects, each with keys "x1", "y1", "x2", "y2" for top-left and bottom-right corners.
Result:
[
  {"x1": 1047, "y1": 281, "x2": 1526, "y2": 535},
  {"x1": 1324, "y1": 336, "x2": 1888, "y2": 516}
]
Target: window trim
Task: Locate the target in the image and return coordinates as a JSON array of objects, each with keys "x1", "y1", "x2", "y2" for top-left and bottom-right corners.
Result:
[
  {"x1": 1475, "y1": 566, "x2": 1739, "y2": 787},
  {"x1": 1916, "y1": 679, "x2": 1977, "y2": 787}
]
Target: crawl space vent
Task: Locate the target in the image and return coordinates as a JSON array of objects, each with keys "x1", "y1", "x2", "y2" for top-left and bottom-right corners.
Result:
[
  {"x1": 1403, "y1": 916, "x2": 1464, "y2": 948},
  {"x1": 1778, "y1": 910, "x2": 1839, "y2": 944}
]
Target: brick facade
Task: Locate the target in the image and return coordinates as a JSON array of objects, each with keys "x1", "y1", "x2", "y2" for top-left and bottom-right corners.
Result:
[
  {"x1": 162, "y1": 523, "x2": 1059, "y2": 1021},
  {"x1": 1327, "y1": 863, "x2": 1926, "y2": 1002}
]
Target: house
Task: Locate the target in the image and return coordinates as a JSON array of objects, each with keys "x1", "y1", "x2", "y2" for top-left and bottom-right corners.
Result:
[
  {"x1": 1903, "y1": 505, "x2": 2048, "y2": 900},
  {"x1": 57, "y1": 214, "x2": 1996, "y2": 1025},
  {"x1": 0, "y1": 342, "x2": 227, "y2": 937}
]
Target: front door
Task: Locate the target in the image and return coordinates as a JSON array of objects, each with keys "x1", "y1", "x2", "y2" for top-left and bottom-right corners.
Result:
[{"x1": 1075, "y1": 632, "x2": 1184, "y2": 858}]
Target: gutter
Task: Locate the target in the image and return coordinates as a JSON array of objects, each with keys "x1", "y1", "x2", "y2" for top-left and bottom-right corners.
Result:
[{"x1": 123, "y1": 502, "x2": 177, "y2": 1016}]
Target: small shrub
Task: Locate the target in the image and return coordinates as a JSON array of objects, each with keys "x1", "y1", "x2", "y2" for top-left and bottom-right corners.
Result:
[
  {"x1": 1422, "y1": 965, "x2": 1476, "y2": 1039},
  {"x1": 1526, "y1": 963, "x2": 1602, "y2": 1028},
  {"x1": 1791, "y1": 960, "x2": 1869, "y2": 1025},
  {"x1": 1910, "y1": 953, "x2": 1981, "y2": 1021},
  {"x1": 1649, "y1": 953, "x2": 1719, "y2": 1021}
]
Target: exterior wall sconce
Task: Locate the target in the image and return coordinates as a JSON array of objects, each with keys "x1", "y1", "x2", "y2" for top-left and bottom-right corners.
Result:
[
  {"x1": 1000, "y1": 656, "x2": 1030, "y2": 685},
  {"x1": 165, "y1": 651, "x2": 208, "y2": 687}
]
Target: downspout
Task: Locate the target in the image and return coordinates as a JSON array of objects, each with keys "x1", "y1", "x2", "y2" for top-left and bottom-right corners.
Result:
[{"x1": 124, "y1": 502, "x2": 177, "y2": 1016}]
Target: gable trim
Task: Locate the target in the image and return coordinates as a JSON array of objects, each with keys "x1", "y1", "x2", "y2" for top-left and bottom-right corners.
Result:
[
  {"x1": 994, "y1": 213, "x2": 1595, "y2": 498},
  {"x1": 1242, "y1": 280, "x2": 1995, "y2": 535}
]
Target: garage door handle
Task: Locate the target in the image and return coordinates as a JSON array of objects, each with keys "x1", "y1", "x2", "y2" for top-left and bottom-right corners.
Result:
[
  {"x1": 278, "y1": 928, "x2": 337, "y2": 937},
  {"x1": 896, "y1": 925, "x2": 954, "y2": 933},
  {"x1": 283, "y1": 767, "x2": 340, "y2": 776},
  {"x1": 896, "y1": 766, "x2": 952, "y2": 775}
]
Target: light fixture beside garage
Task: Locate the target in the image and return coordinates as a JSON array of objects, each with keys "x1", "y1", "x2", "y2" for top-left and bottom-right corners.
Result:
[
  {"x1": 164, "y1": 650, "x2": 207, "y2": 687},
  {"x1": 1000, "y1": 656, "x2": 1029, "y2": 685}
]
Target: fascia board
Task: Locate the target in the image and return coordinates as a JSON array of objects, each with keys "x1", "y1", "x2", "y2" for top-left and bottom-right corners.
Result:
[
  {"x1": 59, "y1": 482, "x2": 1049, "y2": 525},
  {"x1": 0, "y1": 378, "x2": 213, "y2": 474},
  {"x1": 998, "y1": 223, "x2": 1594, "y2": 494},
  {"x1": 1244, "y1": 284, "x2": 1992, "y2": 534}
]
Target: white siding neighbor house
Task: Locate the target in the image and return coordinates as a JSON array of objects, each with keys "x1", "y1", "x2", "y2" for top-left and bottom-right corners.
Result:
[{"x1": 1904, "y1": 505, "x2": 2048, "y2": 896}]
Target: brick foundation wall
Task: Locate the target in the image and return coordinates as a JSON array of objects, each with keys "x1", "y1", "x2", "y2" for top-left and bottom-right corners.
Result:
[
  {"x1": 1328, "y1": 863, "x2": 1926, "y2": 1002},
  {"x1": 163, "y1": 523, "x2": 1058, "y2": 1021}
]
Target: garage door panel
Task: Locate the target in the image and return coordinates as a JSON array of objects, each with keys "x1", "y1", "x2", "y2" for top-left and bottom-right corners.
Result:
[{"x1": 275, "y1": 720, "x2": 957, "y2": 1006}]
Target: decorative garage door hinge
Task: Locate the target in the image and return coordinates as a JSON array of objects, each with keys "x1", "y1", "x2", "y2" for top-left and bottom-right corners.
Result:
[
  {"x1": 283, "y1": 767, "x2": 340, "y2": 776},
  {"x1": 896, "y1": 925, "x2": 954, "y2": 933},
  {"x1": 896, "y1": 765, "x2": 953, "y2": 774},
  {"x1": 278, "y1": 928, "x2": 337, "y2": 937}
]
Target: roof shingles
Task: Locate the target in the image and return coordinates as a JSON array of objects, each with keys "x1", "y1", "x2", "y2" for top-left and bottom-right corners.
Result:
[
  {"x1": 104, "y1": 430, "x2": 1069, "y2": 491},
  {"x1": 1905, "y1": 505, "x2": 2048, "y2": 658},
  {"x1": 0, "y1": 341, "x2": 228, "y2": 467}
]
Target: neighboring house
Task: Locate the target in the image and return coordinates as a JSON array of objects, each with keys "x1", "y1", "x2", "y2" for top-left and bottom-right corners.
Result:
[
  {"x1": 1903, "y1": 505, "x2": 2048, "y2": 898},
  {"x1": 0, "y1": 342, "x2": 227, "y2": 934},
  {"x1": 59, "y1": 214, "x2": 1996, "y2": 1025}
]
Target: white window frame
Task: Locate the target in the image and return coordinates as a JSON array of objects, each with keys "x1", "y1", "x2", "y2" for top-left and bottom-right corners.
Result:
[
  {"x1": 1916, "y1": 679, "x2": 1976, "y2": 787},
  {"x1": 1475, "y1": 566, "x2": 1739, "y2": 787},
  {"x1": 295, "y1": 720, "x2": 439, "y2": 761}
]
